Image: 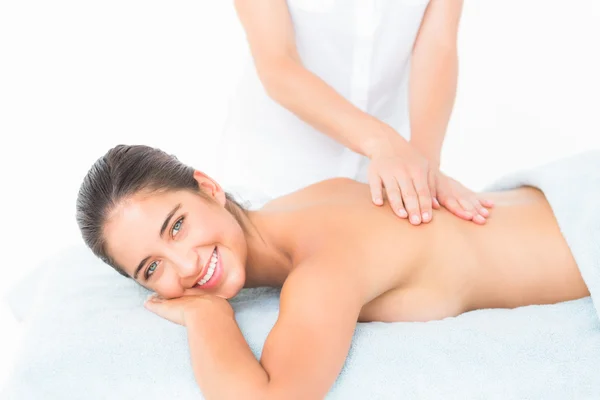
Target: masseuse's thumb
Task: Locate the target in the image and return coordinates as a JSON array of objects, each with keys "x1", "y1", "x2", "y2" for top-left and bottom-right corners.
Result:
[
  {"x1": 368, "y1": 170, "x2": 384, "y2": 206},
  {"x1": 429, "y1": 170, "x2": 440, "y2": 209}
]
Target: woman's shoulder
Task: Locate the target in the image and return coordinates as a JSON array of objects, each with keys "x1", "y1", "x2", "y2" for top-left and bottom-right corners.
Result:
[
  {"x1": 262, "y1": 178, "x2": 368, "y2": 211},
  {"x1": 258, "y1": 178, "x2": 378, "y2": 264}
]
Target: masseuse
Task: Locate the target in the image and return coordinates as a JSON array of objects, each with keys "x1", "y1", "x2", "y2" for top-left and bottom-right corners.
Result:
[{"x1": 217, "y1": 0, "x2": 493, "y2": 225}]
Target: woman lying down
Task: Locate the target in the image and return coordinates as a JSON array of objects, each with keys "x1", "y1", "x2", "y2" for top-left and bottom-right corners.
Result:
[{"x1": 76, "y1": 144, "x2": 590, "y2": 399}]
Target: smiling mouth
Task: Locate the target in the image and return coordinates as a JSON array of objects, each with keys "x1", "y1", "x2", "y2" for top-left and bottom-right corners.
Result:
[{"x1": 194, "y1": 247, "x2": 219, "y2": 287}]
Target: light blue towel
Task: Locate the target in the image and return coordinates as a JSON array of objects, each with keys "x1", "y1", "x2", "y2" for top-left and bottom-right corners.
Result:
[
  {"x1": 484, "y1": 150, "x2": 600, "y2": 321},
  {"x1": 4, "y1": 151, "x2": 600, "y2": 399}
]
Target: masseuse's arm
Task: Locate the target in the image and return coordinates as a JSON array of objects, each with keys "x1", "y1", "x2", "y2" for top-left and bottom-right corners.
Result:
[
  {"x1": 409, "y1": 0, "x2": 463, "y2": 168},
  {"x1": 408, "y1": 0, "x2": 494, "y2": 220},
  {"x1": 185, "y1": 264, "x2": 363, "y2": 399},
  {"x1": 234, "y1": 0, "x2": 438, "y2": 225},
  {"x1": 234, "y1": 0, "x2": 392, "y2": 160}
]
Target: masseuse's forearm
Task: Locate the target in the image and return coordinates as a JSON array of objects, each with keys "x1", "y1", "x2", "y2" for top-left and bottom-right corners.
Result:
[
  {"x1": 408, "y1": 42, "x2": 458, "y2": 169},
  {"x1": 262, "y1": 58, "x2": 404, "y2": 157},
  {"x1": 186, "y1": 308, "x2": 270, "y2": 400}
]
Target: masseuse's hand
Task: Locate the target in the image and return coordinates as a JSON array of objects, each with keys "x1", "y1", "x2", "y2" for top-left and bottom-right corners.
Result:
[
  {"x1": 367, "y1": 137, "x2": 494, "y2": 225},
  {"x1": 144, "y1": 293, "x2": 233, "y2": 326},
  {"x1": 430, "y1": 169, "x2": 494, "y2": 225},
  {"x1": 368, "y1": 138, "x2": 436, "y2": 225}
]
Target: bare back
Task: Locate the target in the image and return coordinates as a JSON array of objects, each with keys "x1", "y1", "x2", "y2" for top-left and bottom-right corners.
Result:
[{"x1": 260, "y1": 178, "x2": 589, "y2": 322}]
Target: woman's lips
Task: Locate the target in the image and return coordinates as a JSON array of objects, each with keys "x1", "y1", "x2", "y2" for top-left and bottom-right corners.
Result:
[
  {"x1": 196, "y1": 247, "x2": 216, "y2": 282},
  {"x1": 194, "y1": 246, "x2": 222, "y2": 289}
]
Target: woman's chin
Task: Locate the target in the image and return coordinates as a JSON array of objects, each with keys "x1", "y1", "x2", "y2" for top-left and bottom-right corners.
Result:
[{"x1": 217, "y1": 269, "x2": 246, "y2": 299}]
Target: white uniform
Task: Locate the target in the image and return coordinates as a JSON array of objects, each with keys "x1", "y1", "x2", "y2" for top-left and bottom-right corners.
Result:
[{"x1": 217, "y1": 0, "x2": 430, "y2": 202}]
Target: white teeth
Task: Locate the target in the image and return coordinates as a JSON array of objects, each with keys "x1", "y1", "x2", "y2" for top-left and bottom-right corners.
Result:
[{"x1": 197, "y1": 249, "x2": 219, "y2": 286}]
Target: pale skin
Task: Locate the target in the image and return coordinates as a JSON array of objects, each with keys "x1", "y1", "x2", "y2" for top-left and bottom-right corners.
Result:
[
  {"x1": 235, "y1": 0, "x2": 494, "y2": 226},
  {"x1": 104, "y1": 171, "x2": 590, "y2": 399}
]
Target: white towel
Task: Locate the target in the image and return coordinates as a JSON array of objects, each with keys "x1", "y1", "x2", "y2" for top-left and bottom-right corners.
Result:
[{"x1": 4, "y1": 151, "x2": 600, "y2": 399}]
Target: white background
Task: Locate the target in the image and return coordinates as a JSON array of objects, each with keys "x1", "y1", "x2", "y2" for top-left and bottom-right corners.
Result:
[{"x1": 1, "y1": 0, "x2": 599, "y2": 391}]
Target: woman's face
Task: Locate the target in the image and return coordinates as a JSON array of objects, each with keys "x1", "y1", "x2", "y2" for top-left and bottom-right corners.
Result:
[{"x1": 103, "y1": 172, "x2": 247, "y2": 299}]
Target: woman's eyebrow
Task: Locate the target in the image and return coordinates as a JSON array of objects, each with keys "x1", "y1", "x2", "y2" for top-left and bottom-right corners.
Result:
[
  {"x1": 132, "y1": 203, "x2": 182, "y2": 280},
  {"x1": 160, "y1": 203, "x2": 182, "y2": 238},
  {"x1": 133, "y1": 256, "x2": 151, "y2": 281}
]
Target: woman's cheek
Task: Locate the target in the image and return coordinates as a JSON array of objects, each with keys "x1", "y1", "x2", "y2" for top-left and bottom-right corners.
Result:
[{"x1": 156, "y1": 270, "x2": 186, "y2": 299}]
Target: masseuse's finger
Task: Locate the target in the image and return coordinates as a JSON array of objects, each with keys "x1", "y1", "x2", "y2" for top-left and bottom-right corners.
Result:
[
  {"x1": 480, "y1": 198, "x2": 495, "y2": 208},
  {"x1": 382, "y1": 174, "x2": 407, "y2": 218},
  {"x1": 440, "y1": 195, "x2": 473, "y2": 220},
  {"x1": 472, "y1": 214, "x2": 487, "y2": 225},
  {"x1": 368, "y1": 173, "x2": 384, "y2": 206},
  {"x1": 413, "y1": 171, "x2": 433, "y2": 223},
  {"x1": 458, "y1": 198, "x2": 478, "y2": 220},
  {"x1": 428, "y1": 170, "x2": 441, "y2": 210},
  {"x1": 471, "y1": 197, "x2": 490, "y2": 217},
  {"x1": 397, "y1": 172, "x2": 422, "y2": 225}
]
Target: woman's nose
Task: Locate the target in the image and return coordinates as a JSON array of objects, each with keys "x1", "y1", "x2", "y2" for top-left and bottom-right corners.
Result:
[{"x1": 169, "y1": 248, "x2": 199, "y2": 278}]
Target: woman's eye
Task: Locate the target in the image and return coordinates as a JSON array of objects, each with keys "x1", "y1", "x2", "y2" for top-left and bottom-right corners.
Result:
[
  {"x1": 171, "y1": 217, "x2": 184, "y2": 237},
  {"x1": 145, "y1": 261, "x2": 159, "y2": 280}
]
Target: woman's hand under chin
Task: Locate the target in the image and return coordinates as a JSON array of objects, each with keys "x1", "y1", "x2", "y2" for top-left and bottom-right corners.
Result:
[{"x1": 144, "y1": 293, "x2": 234, "y2": 326}]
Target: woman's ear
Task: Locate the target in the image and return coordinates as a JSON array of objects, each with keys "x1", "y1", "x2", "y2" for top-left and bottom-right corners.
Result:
[{"x1": 193, "y1": 170, "x2": 227, "y2": 206}]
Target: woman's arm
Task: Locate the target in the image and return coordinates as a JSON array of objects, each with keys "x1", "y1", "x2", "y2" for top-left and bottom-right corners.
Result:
[
  {"x1": 234, "y1": 0, "x2": 397, "y2": 157},
  {"x1": 185, "y1": 264, "x2": 364, "y2": 399},
  {"x1": 409, "y1": 0, "x2": 464, "y2": 168}
]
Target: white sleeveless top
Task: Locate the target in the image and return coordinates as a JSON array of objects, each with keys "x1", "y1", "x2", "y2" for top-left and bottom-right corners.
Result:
[{"x1": 217, "y1": 0, "x2": 430, "y2": 200}]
